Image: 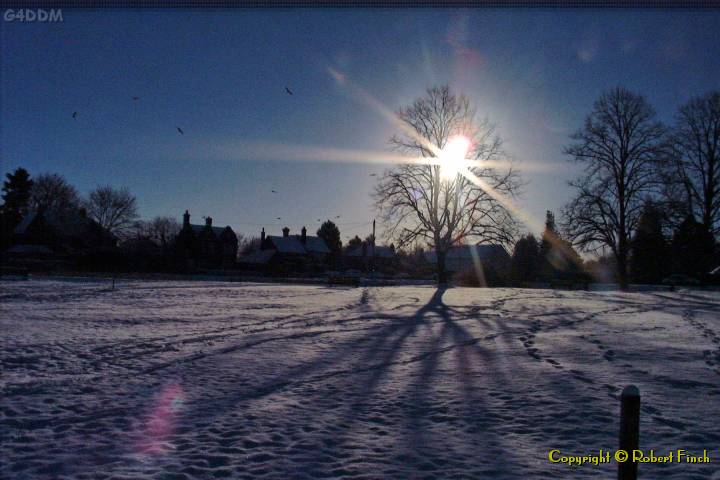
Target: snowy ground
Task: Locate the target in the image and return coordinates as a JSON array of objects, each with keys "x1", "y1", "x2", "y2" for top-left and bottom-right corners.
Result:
[{"x1": 1, "y1": 279, "x2": 719, "y2": 480}]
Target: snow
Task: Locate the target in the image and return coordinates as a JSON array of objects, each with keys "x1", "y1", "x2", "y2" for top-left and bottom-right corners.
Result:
[{"x1": 1, "y1": 279, "x2": 719, "y2": 479}]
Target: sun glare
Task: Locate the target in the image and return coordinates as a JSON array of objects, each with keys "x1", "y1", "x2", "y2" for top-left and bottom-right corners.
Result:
[{"x1": 439, "y1": 135, "x2": 471, "y2": 181}]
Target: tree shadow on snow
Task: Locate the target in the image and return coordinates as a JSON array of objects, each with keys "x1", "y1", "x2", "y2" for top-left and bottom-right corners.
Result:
[{"x1": 165, "y1": 287, "x2": 618, "y2": 477}]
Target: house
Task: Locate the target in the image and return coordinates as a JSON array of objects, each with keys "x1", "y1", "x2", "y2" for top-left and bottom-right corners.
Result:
[
  {"x1": 344, "y1": 242, "x2": 398, "y2": 272},
  {"x1": 240, "y1": 226, "x2": 330, "y2": 273},
  {"x1": 4, "y1": 208, "x2": 118, "y2": 271},
  {"x1": 239, "y1": 249, "x2": 277, "y2": 269},
  {"x1": 174, "y1": 210, "x2": 238, "y2": 268},
  {"x1": 9, "y1": 208, "x2": 116, "y2": 254},
  {"x1": 425, "y1": 244, "x2": 511, "y2": 284}
]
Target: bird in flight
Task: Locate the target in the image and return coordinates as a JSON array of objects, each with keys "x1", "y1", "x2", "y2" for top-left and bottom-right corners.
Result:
[
  {"x1": 335, "y1": 215, "x2": 341, "y2": 219},
  {"x1": 369, "y1": 173, "x2": 377, "y2": 176},
  {"x1": 276, "y1": 217, "x2": 282, "y2": 220},
  {"x1": 72, "y1": 112, "x2": 78, "y2": 119},
  {"x1": 132, "y1": 96, "x2": 140, "y2": 101},
  {"x1": 271, "y1": 190, "x2": 277, "y2": 193},
  {"x1": 176, "y1": 127, "x2": 184, "y2": 135},
  {"x1": 285, "y1": 87, "x2": 293, "y2": 95}
]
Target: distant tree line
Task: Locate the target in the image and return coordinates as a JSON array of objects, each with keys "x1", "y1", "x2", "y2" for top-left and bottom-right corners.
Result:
[
  {"x1": 509, "y1": 88, "x2": 719, "y2": 288},
  {"x1": 560, "y1": 87, "x2": 719, "y2": 288},
  {"x1": 2, "y1": 87, "x2": 719, "y2": 286},
  {"x1": 373, "y1": 84, "x2": 718, "y2": 287},
  {"x1": 1, "y1": 169, "x2": 140, "y2": 250},
  {"x1": 509, "y1": 211, "x2": 587, "y2": 286}
]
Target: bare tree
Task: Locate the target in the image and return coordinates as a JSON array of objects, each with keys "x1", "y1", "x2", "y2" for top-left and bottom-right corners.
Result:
[
  {"x1": 374, "y1": 85, "x2": 522, "y2": 283},
  {"x1": 671, "y1": 91, "x2": 720, "y2": 234},
  {"x1": 561, "y1": 87, "x2": 668, "y2": 290},
  {"x1": 85, "y1": 185, "x2": 139, "y2": 237},
  {"x1": 147, "y1": 216, "x2": 180, "y2": 246},
  {"x1": 29, "y1": 173, "x2": 80, "y2": 214},
  {"x1": 127, "y1": 219, "x2": 151, "y2": 239},
  {"x1": 239, "y1": 236, "x2": 261, "y2": 256}
]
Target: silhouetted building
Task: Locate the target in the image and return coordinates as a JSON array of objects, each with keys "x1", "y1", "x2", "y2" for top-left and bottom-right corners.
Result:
[
  {"x1": 4, "y1": 208, "x2": 118, "y2": 271},
  {"x1": 9, "y1": 208, "x2": 116, "y2": 254},
  {"x1": 241, "y1": 226, "x2": 330, "y2": 273},
  {"x1": 345, "y1": 242, "x2": 398, "y2": 272},
  {"x1": 174, "y1": 210, "x2": 238, "y2": 268}
]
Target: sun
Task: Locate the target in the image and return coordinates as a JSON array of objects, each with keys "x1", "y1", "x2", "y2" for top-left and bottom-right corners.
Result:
[{"x1": 439, "y1": 135, "x2": 471, "y2": 181}]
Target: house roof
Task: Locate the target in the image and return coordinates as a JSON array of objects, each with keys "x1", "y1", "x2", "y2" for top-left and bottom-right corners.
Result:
[
  {"x1": 240, "y1": 249, "x2": 276, "y2": 264},
  {"x1": 14, "y1": 209, "x2": 116, "y2": 242},
  {"x1": 190, "y1": 224, "x2": 227, "y2": 237},
  {"x1": 267, "y1": 235, "x2": 307, "y2": 254},
  {"x1": 295, "y1": 235, "x2": 331, "y2": 254},
  {"x1": 266, "y1": 235, "x2": 330, "y2": 255}
]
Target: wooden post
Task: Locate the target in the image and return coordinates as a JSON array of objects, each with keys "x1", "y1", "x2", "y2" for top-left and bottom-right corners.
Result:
[{"x1": 618, "y1": 385, "x2": 640, "y2": 480}]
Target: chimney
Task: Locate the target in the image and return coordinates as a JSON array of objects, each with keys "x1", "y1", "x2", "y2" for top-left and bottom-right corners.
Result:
[
  {"x1": 282, "y1": 226, "x2": 290, "y2": 238},
  {"x1": 205, "y1": 216, "x2": 212, "y2": 228},
  {"x1": 301, "y1": 226, "x2": 307, "y2": 244},
  {"x1": 261, "y1": 227, "x2": 266, "y2": 243},
  {"x1": 183, "y1": 210, "x2": 190, "y2": 229}
]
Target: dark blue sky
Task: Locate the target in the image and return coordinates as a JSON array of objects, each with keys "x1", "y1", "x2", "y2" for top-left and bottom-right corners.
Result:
[{"x1": 2, "y1": 9, "x2": 719, "y2": 242}]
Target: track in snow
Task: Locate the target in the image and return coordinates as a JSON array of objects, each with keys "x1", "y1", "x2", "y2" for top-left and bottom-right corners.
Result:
[{"x1": 2, "y1": 280, "x2": 719, "y2": 479}]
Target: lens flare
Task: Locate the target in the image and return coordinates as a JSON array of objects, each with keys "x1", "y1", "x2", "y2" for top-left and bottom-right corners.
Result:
[
  {"x1": 322, "y1": 66, "x2": 585, "y2": 269},
  {"x1": 467, "y1": 244, "x2": 488, "y2": 287},
  {"x1": 134, "y1": 383, "x2": 185, "y2": 456},
  {"x1": 439, "y1": 135, "x2": 471, "y2": 181}
]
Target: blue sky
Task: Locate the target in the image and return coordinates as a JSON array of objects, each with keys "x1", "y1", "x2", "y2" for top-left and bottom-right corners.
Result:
[{"x1": 2, "y1": 9, "x2": 719, "y2": 243}]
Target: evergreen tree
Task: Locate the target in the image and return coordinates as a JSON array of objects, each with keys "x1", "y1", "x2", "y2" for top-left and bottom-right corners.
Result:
[
  {"x1": 2, "y1": 168, "x2": 33, "y2": 221},
  {"x1": 540, "y1": 210, "x2": 584, "y2": 281},
  {"x1": 510, "y1": 234, "x2": 541, "y2": 285},
  {"x1": 317, "y1": 220, "x2": 342, "y2": 254},
  {"x1": 1, "y1": 168, "x2": 33, "y2": 249},
  {"x1": 670, "y1": 215, "x2": 716, "y2": 278},
  {"x1": 629, "y1": 202, "x2": 668, "y2": 283},
  {"x1": 539, "y1": 211, "x2": 557, "y2": 280},
  {"x1": 347, "y1": 235, "x2": 362, "y2": 250}
]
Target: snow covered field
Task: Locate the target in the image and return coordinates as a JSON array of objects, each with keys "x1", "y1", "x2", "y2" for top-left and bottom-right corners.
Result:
[{"x1": 1, "y1": 279, "x2": 719, "y2": 480}]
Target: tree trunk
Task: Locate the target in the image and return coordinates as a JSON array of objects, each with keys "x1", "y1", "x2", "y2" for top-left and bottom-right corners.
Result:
[
  {"x1": 436, "y1": 250, "x2": 448, "y2": 285},
  {"x1": 703, "y1": 183, "x2": 713, "y2": 233},
  {"x1": 616, "y1": 250, "x2": 629, "y2": 291},
  {"x1": 618, "y1": 169, "x2": 629, "y2": 291}
]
